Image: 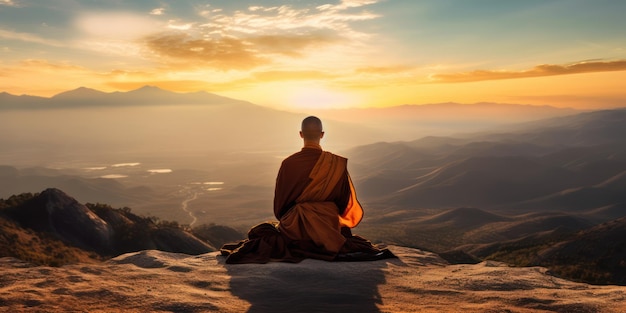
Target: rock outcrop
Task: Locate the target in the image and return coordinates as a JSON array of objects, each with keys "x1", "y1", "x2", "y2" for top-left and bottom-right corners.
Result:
[
  {"x1": 1, "y1": 188, "x2": 214, "y2": 259},
  {"x1": 5, "y1": 188, "x2": 113, "y2": 252},
  {"x1": 1, "y1": 246, "x2": 625, "y2": 312}
]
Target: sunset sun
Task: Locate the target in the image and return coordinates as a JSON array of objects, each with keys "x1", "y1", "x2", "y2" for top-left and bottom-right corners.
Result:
[{"x1": 288, "y1": 85, "x2": 358, "y2": 109}]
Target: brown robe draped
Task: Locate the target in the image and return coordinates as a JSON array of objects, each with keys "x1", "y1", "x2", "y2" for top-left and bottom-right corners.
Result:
[
  {"x1": 279, "y1": 151, "x2": 361, "y2": 254},
  {"x1": 221, "y1": 149, "x2": 394, "y2": 264}
]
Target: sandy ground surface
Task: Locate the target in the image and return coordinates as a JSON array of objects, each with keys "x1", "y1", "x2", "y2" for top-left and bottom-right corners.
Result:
[{"x1": 1, "y1": 246, "x2": 625, "y2": 313}]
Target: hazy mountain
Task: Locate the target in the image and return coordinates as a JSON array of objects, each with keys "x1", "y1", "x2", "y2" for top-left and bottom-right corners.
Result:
[
  {"x1": 2, "y1": 86, "x2": 250, "y2": 110},
  {"x1": 517, "y1": 185, "x2": 626, "y2": 214},
  {"x1": 310, "y1": 102, "x2": 580, "y2": 140},
  {"x1": 344, "y1": 108, "x2": 626, "y2": 276},
  {"x1": 0, "y1": 86, "x2": 394, "y2": 167},
  {"x1": 1, "y1": 86, "x2": 589, "y2": 212},
  {"x1": 0, "y1": 86, "x2": 584, "y2": 166},
  {"x1": 419, "y1": 207, "x2": 510, "y2": 229},
  {"x1": 311, "y1": 102, "x2": 578, "y2": 125},
  {"x1": 347, "y1": 108, "x2": 626, "y2": 213},
  {"x1": 51, "y1": 86, "x2": 109, "y2": 102},
  {"x1": 0, "y1": 165, "x2": 155, "y2": 206},
  {"x1": 480, "y1": 108, "x2": 626, "y2": 146},
  {"x1": 0, "y1": 92, "x2": 47, "y2": 109}
]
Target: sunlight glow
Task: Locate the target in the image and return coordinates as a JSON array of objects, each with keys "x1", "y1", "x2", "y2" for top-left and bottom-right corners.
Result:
[
  {"x1": 287, "y1": 85, "x2": 358, "y2": 109},
  {"x1": 112, "y1": 163, "x2": 141, "y2": 167},
  {"x1": 148, "y1": 169, "x2": 173, "y2": 174},
  {"x1": 75, "y1": 12, "x2": 160, "y2": 40},
  {"x1": 1, "y1": 2, "x2": 625, "y2": 110}
]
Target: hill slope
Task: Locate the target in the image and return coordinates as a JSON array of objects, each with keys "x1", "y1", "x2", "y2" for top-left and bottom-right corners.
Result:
[
  {"x1": 347, "y1": 108, "x2": 626, "y2": 213},
  {"x1": 0, "y1": 189, "x2": 217, "y2": 264}
]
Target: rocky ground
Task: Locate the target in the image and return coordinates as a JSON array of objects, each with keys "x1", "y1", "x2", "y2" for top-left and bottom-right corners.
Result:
[{"x1": 1, "y1": 246, "x2": 625, "y2": 313}]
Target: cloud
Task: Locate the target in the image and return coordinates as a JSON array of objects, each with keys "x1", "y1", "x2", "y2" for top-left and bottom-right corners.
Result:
[
  {"x1": 248, "y1": 32, "x2": 340, "y2": 57},
  {"x1": 0, "y1": 0, "x2": 19, "y2": 7},
  {"x1": 318, "y1": 0, "x2": 379, "y2": 11},
  {"x1": 0, "y1": 59, "x2": 106, "y2": 96},
  {"x1": 203, "y1": 4, "x2": 380, "y2": 35},
  {"x1": 430, "y1": 60, "x2": 626, "y2": 83},
  {"x1": 104, "y1": 69, "x2": 339, "y2": 93},
  {"x1": 355, "y1": 65, "x2": 415, "y2": 75},
  {"x1": 17, "y1": 59, "x2": 84, "y2": 70},
  {"x1": 144, "y1": 33, "x2": 267, "y2": 70},
  {"x1": 75, "y1": 12, "x2": 161, "y2": 40},
  {"x1": 253, "y1": 70, "x2": 336, "y2": 81},
  {"x1": 150, "y1": 8, "x2": 165, "y2": 16},
  {"x1": 167, "y1": 22, "x2": 193, "y2": 30},
  {"x1": 139, "y1": 2, "x2": 381, "y2": 71},
  {"x1": 0, "y1": 28, "x2": 62, "y2": 46}
]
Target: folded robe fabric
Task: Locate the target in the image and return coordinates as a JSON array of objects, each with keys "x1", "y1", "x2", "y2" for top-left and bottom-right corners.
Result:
[
  {"x1": 221, "y1": 150, "x2": 394, "y2": 263},
  {"x1": 279, "y1": 151, "x2": 359, "y2": 254}
]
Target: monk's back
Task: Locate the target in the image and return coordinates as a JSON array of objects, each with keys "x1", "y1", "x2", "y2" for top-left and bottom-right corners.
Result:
[{"x1": 273, "y1": 147, "x2": 322, "y2": 218}]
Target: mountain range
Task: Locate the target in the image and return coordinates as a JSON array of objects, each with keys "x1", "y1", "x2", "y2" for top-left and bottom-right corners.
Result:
[
  {"x1": 338, "y1": 107, "x2": 626, "y2": 282},
  {"x1": 347, "y1": 108, "x2": 626, "y2": 214},
  {"x1": 2, "y1": 86, "x2": 626, "y2": 285},
  {"x1": 0, "y1": 86, "x2": 249, "y2": 109},
  {"x1": 0, "y1": 86, "x2": 580, "y2": 162}
]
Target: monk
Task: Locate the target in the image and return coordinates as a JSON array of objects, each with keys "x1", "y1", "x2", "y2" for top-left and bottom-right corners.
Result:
[{"x1": 221, "y1": 116, "x2": 394, "y2": 263}]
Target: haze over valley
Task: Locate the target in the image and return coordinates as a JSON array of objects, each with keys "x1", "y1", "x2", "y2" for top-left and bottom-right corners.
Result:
[
  {"x1": 2, "y1": 87, "x2": 625, "y2": 266},
  {"x1": 1, "y1": 86, "x2": 626, "y2": 289},
  {"x1": 1, "y1": 87, "x2": 589, "y2": 223}
]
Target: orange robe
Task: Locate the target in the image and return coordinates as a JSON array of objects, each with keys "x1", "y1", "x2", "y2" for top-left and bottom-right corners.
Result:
[
  {"x1": 279, "y1": 151, "x2": 363, "y2": 254},
  {"x1": 221, "y1": 147, "x2": 393, "y2": 263}
]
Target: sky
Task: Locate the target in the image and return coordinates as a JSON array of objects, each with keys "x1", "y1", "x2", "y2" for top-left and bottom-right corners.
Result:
[{"x1": 1, "y1": 0, "x2": 626, "y2": 110}]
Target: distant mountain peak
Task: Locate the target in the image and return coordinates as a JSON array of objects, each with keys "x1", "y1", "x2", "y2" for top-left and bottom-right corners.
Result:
[
  {"x1": 0, "y1": 85, "x2": 253, "y2": 109},
  {"x1": 52, "y1": 87, "x2": 107, "y2": 99},
  {"x1": 129, "y1": 85, "x2": 167, "y2": 93}
]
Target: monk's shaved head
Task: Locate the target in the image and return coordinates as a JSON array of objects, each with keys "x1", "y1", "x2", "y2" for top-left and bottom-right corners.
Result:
[{"x1": 301, "y1": 116, "x2": 324, "y2": 141}]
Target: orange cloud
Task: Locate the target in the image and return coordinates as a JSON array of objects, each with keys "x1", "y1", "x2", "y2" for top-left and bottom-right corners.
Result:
[
  {"x1": 144, "y1": 33, "x2": 267, "y2": 70},
  {"x1": 106, "y1": 80, "x2": 215, "y2": 93},
  {"x1": 143, "y1": 30, "x2": 343, "y2": 70},
  {"x1": 138, "y1": 2, "x2": 382, "y2": 71},
  {"x1": 249, "y1": 32, "x2": 340, "y2": 57},
  {"x1": 0, "y1": 59, "x2": 102, "y2": 96},
  {"x1": 355, "y1": 65, "x2": 414, "y2": 75},
  {"x1": 17, "y1": 59, "x2": 86, "y2": 72},
  {"x1": 0, "y1": 0, "x2": 18, "y2": 7},
  {"x1": 253, "y1": 70, "x2": 335, "y2": 81},
  {"x1": 0, "y1": 29, "x2": 62, "y2": 47},
  {"x1": 106, "y1": 70, "x2": 338, "y2": 93},
  {"x1": 430, "y1": 60, "x2": 626, "y2": 83}
]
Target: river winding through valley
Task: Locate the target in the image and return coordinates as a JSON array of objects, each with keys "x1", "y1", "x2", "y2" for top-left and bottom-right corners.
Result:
[{"x1": 180, "y1": 191, "x2": 199, "y2": 227}]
